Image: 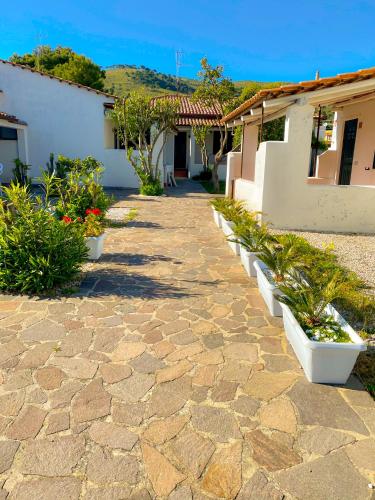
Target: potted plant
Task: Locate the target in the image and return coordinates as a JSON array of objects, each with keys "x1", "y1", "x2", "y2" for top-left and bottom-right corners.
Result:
[
  {"x1": 231, "y1": 222, "x2": 271, "y2": 276},
  {"x1": 84, "y1": 209, "x2": 105, "y2": 260},
  {"x1": 254, "y1": 234, "x2": 306, "y2": 316},
  {"x1": 210, "y1": 198, "x2": 227, "y2": 228},
  {"x1": 219, "y1": 200, "x2": 245, "y2": 241},
  {"x1": 278, "y1": 272, "x2": 366, "y2": 384}
]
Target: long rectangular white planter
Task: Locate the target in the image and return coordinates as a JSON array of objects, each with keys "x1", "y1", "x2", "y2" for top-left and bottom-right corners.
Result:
[
  {"x1": 212, "y1": 208, "x2": 222, "y2": 228},
  {"x1": 240, "y1": 247, "x2": 258, "y2": 277},
  {"x1": 281, "y1": 302, "x2": 366, "y2": 384},
  {"x1": 253, "y1": 260, "x2": 283, "y2": 316},
  {"x1": 220, "y1": 216, "x2": 241, "y2": 256},
  {"x1": 85, "y1": 233, "x2": 105, "y2": 260}
]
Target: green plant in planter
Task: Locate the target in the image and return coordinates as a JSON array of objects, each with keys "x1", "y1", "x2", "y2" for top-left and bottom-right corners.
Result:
[
  {"x1": 0, "y1": 183, "x2": 87, "y2": 294},
  {"x1": 219, "y1": 200, "x2": 246, "y2": 224},
  {"x1": 84, "y1": 212, "x2": 103, "y2": 237},
  {"x1": 232, "y1": 222, "x2": 272, "y2": 252},
  {"x1": 278, "y1": 272, "x2": 352, "y2": 343},
  {"x1": 258, "y1": 234, "x2": 307, "y2": 284},
  {"x1": 52, "y1": 157, "x2": 113, "y2": 221}
]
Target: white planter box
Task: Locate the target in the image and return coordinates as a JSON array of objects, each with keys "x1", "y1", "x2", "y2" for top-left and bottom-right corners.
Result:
[
  {"x1": 212, "y1": 208, "x2": 222, "y2": 228},
  {"x1": 281, "y1": 302, "x2": 366, "y2": 384},
  {"x1": 253, "y1": 260, "x2": 283, "y2": 316},
  {"x1": 85, "y1": 233, "x2": 105, "y2": 260},
  {"x1": 220, "y1": 215, "x2": 234, "y2": 236},
  {"x1": 220, "y1": 216, "x2": 241, "y2": 255},
  {"x1": 240, "y1": 247, "x2": 258, "y2": 277}
]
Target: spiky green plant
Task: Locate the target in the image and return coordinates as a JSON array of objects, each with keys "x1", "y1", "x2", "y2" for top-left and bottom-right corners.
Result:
[
  {"x1": 278, "y1": 271, "x2": 352, "y2": 342},
  {"x1": 231, "y1": 222, "x2": 272, "y2": 252},
  {"x1": 257, "y1": 233, "x2": 307, "y2": 283}
]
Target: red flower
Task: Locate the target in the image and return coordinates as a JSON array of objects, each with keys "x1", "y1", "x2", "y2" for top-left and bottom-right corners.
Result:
[
  {"x1": 76, "y1": 217, "x2": 82, "y2": 222},
  {"x1": 85, "y1": 208, "x2": 101, "y2": 216},
  {"x1": 62, "y1": 215, "x2": 72, "y2": 224}
]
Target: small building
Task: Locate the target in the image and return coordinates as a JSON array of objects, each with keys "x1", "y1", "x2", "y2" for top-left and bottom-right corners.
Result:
[
  {"x1": 223, "y1": 67, "x2": 375, "y2": 234},
  {"x1": 152, "y1": 95, "x2": 231, "y2": 180},
  {"x1": 0, "y1": 59, "x2": 139, "y2": 188}
]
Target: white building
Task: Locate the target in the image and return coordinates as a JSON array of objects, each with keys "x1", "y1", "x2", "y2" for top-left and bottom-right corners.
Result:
[
  {"x1": 0, "y1": 59, "x2": 138, "y2": 187},
  {"x1": 224, "y1": 67, "x2": 375, "y2": 234},
  {"x1": 151, "y1": 95, "x2": 230, "y2": 181}
]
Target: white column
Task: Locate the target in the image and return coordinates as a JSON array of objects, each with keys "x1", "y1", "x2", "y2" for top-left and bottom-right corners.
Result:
[{"x1": 284, "y1": 100, "x2": 315, "y2": 181}]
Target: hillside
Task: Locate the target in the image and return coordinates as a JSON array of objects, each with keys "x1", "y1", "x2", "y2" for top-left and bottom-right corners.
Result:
[
  {"x1": 104, "y1": 65, "x2": 199, "y2": 97},
  {"x1": 104, "y1": 64, "x2": 280, "y2": 97}
]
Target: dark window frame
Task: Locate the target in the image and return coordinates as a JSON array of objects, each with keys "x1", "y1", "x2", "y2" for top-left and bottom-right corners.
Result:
[{"x1": 0, "y1": 126, "x2": 17, "y2": 140}]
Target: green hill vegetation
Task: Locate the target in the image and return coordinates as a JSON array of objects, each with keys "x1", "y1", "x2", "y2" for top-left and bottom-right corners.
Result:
[
  {"x1": 104, "y1": 64, "x2": 286, "y2": 98},
  {"x1": 105, "y1": 65, "x2": 199, "y2": 97}
]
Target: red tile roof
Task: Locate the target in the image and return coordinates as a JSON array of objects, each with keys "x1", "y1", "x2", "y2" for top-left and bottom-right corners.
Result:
[
  {"x1": 0, "y1": 59, "x2": 114, "y2": 98},
  {"x1": 223, "y1": 66, "x2": 375, "y2": 123},
  {"x1": 0, "y1": 111, "x2": 27, "y2": 126},
  {"x1": 151, "y1": 95, "x2": 221, "y2": 126}
]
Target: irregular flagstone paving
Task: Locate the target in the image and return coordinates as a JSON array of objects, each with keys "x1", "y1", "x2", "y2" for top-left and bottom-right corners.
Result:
[{"x1": 0, "y1": 180, "x2": 374, "y2": 499}]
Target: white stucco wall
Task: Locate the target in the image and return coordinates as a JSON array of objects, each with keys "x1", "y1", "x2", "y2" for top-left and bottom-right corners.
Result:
[
  {"x1": 233, "y1": 101, "x2": 375, "y2": 233},
  {"x1": 0, "y1": 62, "x2": 138, "y2": 188}
]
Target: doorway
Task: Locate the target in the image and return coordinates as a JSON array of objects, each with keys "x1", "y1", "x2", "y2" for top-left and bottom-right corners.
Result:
[
  {"x1": 174, "y1": 131, "x2": 187, "y2": 177},
  {"x1": 338, "y1": 119, "x2": 358, "y2": 185}
]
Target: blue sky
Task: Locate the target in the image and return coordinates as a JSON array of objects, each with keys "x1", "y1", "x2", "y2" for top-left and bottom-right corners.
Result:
[{"x1": 1, "y1": 0, "x2": 375, "y2": 82}]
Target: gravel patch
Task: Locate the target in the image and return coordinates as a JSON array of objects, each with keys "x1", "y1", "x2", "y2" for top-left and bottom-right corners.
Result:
[{"x1": 275, "y1": 230, "x2": 375, "y2": 291}]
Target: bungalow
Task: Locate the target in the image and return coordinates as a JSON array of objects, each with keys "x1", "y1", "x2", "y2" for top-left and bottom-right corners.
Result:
[
  {"x1": 223, "y1": 67, "x2": 375, "y2": 234},
  {"x1": 151, "y1": 95, "x2": 231, "y2": 181},
  {"x1": 0, "y1": 59, "x2": 139, "y2": 187}
]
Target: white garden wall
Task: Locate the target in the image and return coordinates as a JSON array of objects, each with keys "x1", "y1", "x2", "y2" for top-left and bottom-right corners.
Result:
[{"x1": 230, "y1": 101, "x2": 375, "y2": 233}]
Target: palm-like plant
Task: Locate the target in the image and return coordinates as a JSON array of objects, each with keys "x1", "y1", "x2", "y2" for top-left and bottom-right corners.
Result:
[
  {"x1": 278, "y1": 271, "x2": 352, "y2": 342},
  {"x1": 231, "y1": 222, "x2": 272, "y2": 252},
  {"x1": 257, "y1": 234, "x2": 307, "y2": 283},
  {"x1": 209, "y1": 197, "x2": 245, "y2": 223}
]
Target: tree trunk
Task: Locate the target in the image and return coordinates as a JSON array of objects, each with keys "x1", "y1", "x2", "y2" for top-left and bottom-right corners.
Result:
[{"x1": 212, "y1": 163, "x2": 220, "y2": 193}]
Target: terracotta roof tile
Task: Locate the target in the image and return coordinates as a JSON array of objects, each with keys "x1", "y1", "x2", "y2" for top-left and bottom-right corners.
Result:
[
  {"x1": 0, "y1": 111, "x2": 27, "y2": 126},
  {"x1": 0, "y1": 59, "x2": 114, "y2": 98},
  {"x1": 151, "y1": 95, "x2": 221, "y2": 126},
  {"x1": 223, "y1": 66, "x2": 375, "y2": 123}
]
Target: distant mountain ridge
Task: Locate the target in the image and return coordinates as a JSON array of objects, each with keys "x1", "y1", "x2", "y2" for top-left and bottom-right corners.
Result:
[
  {"x1": 104, "y1": 64, "x2": 198, "y2": 96},
  {"x1": 104, "y1": 64, "x2": 278, "y2": 97}
]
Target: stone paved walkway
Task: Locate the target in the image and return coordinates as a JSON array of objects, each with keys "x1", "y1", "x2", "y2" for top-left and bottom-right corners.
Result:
[{"x1": 0, "y1": 180, "x2": 374, "y2": 500}]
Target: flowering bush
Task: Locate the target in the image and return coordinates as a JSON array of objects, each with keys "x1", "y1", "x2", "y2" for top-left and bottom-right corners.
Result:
[
  {"x1": 45, "y1": 156, "x2": 113, "y2": 221},
  {"x1": 61, "y1": 209, "x2": 103, "y2": 237},
  {"x1": 0, "y1": 184, "x2": 87, "y2": 294},
  {"x1": 84, "y1": 213, "x2": 103, "y2": 237}
]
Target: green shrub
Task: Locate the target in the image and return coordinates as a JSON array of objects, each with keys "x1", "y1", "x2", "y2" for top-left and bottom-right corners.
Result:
[
  {"x1": 140, "y1": 181, "x2": 164, "y2": 196},
  {"x1": 0, "y1": 184, "x2": 88, "y2": 294},
  {"x1": 12, "y1": 159, "x2": 31, "y2": 186},
  {"x1": 49, "y1": 156, "x2": 113, "y2": 221},
  {"x1": 210, "y1": 197, "x2": 245, "y2": 223},
  {"x1": 278, "y1": 271, "x2": 352, "y2": 343}
]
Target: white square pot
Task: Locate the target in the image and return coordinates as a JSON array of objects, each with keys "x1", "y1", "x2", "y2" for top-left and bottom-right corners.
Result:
[
  {"x1": 220, "y1": 215, "x2": 234, "y2": 236},
  {"x1": 253, "y1": 260, "x2": 283, "y2": 316},
  {"x1": 240, "y1": 247, "x2": 259, "y2": 277},
  {"x1": 212, "y1": 208, "x2": 222, "y2": 228},
  {"x1": 85, "y1": 233, "x2": 105, "y2": 260},
  {"x1": 281, "y1": 302, "x2": 366, "y2": 384}
]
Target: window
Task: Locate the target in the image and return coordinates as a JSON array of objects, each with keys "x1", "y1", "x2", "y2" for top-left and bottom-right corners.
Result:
[
  {"x1": 212, "y1": 130, "x2": 233, "y2": 155},
  {"x1": 113, "y1": 129, "x2": 151, "y2": 150},
  {"x1": 0, "y1": 127, "x2": 17, "y2": 140}
]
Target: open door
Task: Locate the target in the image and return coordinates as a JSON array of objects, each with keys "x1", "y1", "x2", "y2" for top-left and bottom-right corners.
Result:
[
  {"x1": 338, "y1": 119, "x2": 358, "y2": 185},
  {"x1": 174, "y1": 131, "x2": 187, "y2": 177}
]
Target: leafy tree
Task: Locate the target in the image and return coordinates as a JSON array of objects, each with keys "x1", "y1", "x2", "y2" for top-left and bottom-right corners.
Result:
[
  {"x1": 193, "y1": 58, "x2": 236, "y2": 193},
  {"x1": 112, "y1": 92, "x2": 179, "y2": 195},
  {"x1": 192, "y1": 125, "x2": 210, "y2": 172},
  {"x1": 233, "y1": 81, "x2": 286, "y2": 147},
  {"x1": 10, "y1": 45, "x2": 105, "y2": 91}
]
